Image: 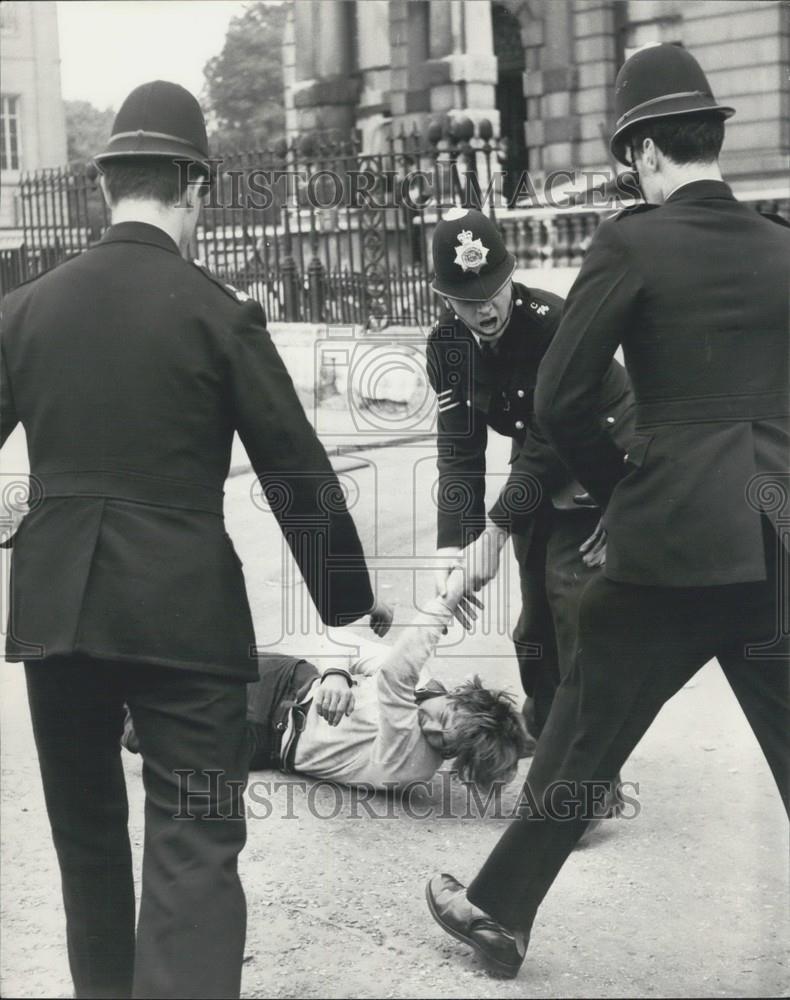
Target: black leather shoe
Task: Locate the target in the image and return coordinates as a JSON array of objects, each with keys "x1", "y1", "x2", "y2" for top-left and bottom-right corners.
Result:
[{"x1": 426, "y1": 873, "x2": 527, "y2": 978}]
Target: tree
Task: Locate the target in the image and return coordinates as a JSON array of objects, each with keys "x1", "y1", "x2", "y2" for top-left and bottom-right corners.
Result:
[
  {"x1": 64, "y1": 100, "x2": 116, "y2": 164},
  {"x1": 203, "y1": 1, "x2": 289, "y2": 153}
]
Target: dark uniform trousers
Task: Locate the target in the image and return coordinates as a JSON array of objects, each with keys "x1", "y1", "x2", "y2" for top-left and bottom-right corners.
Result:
[
  {"x1": 512, "y1": 505, "x2": 601, "y2": 734},
  {"x1": 24, "y1": 656, "x2": 249, "y2": 1000},
  {"x1": 467, "y1": 519, "x2": 789, "y2": 933}
]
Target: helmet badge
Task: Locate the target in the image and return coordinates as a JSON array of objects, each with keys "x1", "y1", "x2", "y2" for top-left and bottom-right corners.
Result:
[{"x1": 453, "y1": 229, "x2": 489, "y2": 274}]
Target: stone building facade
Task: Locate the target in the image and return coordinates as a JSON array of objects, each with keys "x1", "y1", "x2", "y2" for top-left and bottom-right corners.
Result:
[
  {"x1": 0, "y1": 1, "x2": 67, "y2": 228},
  {"x1": 283, "y1": 0, "x2": 789, "y2": 197}
]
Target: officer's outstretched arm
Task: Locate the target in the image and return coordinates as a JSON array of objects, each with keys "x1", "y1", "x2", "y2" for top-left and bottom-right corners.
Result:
[
  {"x1": 432, "y1": 405, "x2": 487, "y2": 602},
  {"x1": 227, "y1": 300, "x2": 374, "y2": 627},
  {"x1": 426, "y1": 337, "x2": 488, "y2": 585}
]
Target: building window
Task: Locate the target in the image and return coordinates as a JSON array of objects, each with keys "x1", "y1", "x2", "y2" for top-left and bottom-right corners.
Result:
[{"x1": 1, "y1": 96, "x2": 21, "y2": 171}]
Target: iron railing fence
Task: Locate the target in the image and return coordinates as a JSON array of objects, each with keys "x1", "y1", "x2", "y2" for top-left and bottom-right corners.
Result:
[{"x1": 4, "y1": 124, "x2": 789, "y2": 326}]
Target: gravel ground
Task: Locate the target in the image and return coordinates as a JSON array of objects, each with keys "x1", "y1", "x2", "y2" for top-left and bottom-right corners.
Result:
[{"x1": 1, "y1": 442, "x2": 788, "y2": 998}]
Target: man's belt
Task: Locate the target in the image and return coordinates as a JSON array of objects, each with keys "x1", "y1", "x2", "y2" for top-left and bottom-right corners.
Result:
[
  {"x1": 33, "y1": 470, "x2": 224, "y2": 515},
  {"x1": 274, "y1": 697, "x2": 313, "y2": 774},
  {"x1": 636, "y1": 391, "x2": 790, "y2": 428}
]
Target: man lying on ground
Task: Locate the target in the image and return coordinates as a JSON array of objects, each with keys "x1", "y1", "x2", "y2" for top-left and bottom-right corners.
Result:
[{"x1": 123, "y1": 569, "x2": 531, "y2": 791}]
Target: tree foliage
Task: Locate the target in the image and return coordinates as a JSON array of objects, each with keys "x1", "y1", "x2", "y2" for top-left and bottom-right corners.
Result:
[
  {"x1": 202, "y1": 1, "x2": 290, "y2": 153},
  {"x1": 64, "y1": 100, "x2": 116, "y2": 164}
]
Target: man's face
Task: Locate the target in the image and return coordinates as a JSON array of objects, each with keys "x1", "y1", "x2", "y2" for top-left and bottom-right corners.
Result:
[
  {"x1": 445, "y1": 281, "x2": 513, "y2": 344},
  {"x1": 418, "y1": 695, "x2": 462, "y2": 759}
]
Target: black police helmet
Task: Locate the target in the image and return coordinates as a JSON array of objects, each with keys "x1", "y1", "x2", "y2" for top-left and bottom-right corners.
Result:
[
  {"x1": 610, "y1": 44, "x2": 734, "y2": 166},
  {"x1": 94, "y1": 80, "x2": 212, "y2": 176},
  {"x1": 431, "y1": 208, "x2": 515, "y2": 302}
]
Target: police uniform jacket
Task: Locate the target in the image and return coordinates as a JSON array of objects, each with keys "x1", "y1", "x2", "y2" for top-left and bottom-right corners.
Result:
[
  {"x1": 536, "y1": 180, "x2": 790, "y2": 586},
  {"x1": 0, "y1": 222, "x2": 374, "y2": 677},
  {"x1": 426, "y1": 282, "x2": 634, "y2": 549}
]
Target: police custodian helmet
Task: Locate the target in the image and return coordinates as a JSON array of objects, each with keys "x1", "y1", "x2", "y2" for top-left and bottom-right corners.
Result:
[
  {"x1": 93, "y1": 80, "x2": 212, "y2": 174},
  {"x1": 431, "y1": 207, "x2": 515, "y2": 302},
  {"x1": 610, "y1": 43, "x2": 734, "y2": 166}
]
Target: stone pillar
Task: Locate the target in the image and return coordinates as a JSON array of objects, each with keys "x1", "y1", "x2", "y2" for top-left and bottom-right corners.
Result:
[
  {"x1": 282, "y1": 2, "x2": 297, "y2": 138},
  {"x1": 292, "y1": 1, "x2": 316, "y2": 82},
  {"x1": 356, "y1": 0, "x2": 393, "y2": 153},
  {"x1": 389, "y1": 1, "x2": 498, "y2": 136},
  {"x1": 524, "y1": 0, "x2": 618, "y2": 177},
  {"x1": 441, "y1": 0, "x2": 499, "y2": 130},
  {"x1": 290, "y1": 0, "x2": 359, "y2": 136},
  {"x1": 571, "y1": 1, "x2": 620, "y2": 172},
  {"x1": 429, "y1": 0, "x2": 453, "y2": 59},
  {"x1": 388, "y1": 0, "x2": 412, "y2": 120}
]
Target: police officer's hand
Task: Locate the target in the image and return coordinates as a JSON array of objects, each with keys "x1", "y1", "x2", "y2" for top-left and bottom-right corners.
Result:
[
  {"x1": 369, "y1": 598, "x2": 394, "y2": 637},
  {"x1": 315, "y1": 674, "x2": 356, "y2": 726},
  {"x1": 580, "y1": 518, "x2": 607, "y2": 567},
  {"x1": 462, "y1": 522, "x2": 508, "y2": 591},
  {"x1": 441, "y1": 566, "x2": 484, "y2": 632},
  {"x1": 434, "y1": 547, "x2": 462, "y2": 598}
]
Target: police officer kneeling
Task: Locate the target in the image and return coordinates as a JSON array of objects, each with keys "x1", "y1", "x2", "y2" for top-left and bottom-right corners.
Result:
[{"x1": 426, "y1": 208, "x2": 634, "y2": 747}]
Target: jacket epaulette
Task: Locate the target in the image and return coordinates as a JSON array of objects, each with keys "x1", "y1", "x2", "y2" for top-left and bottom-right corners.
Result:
[
  {"x1": 517, "y1": 285, "x2": 563, "y2": 327},
  {"x1": 191, "y1": 258, "x2": 252, "y2": 304},
  {"x1": 610, "y1": 203, "x2": 658, "y2": 221}
]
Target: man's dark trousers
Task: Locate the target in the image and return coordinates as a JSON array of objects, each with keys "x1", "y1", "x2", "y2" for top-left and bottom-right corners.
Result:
[
  {"x1": 513, "y1": 505, "x2": 600, "y2": 735},
  {"x1": 468, "y1": 522, "x2": 789, "y2": 933},
  {"x1": 24, "y1": 655, "x2": 249, "y2": 1000}
]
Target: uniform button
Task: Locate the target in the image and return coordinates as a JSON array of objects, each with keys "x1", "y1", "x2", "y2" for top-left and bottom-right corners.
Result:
[
  {"x1": 517, "y1": 389, "x2": 525, "y2": 398},
  {"x1": 515, "y1": 298, "x2": 523, "y2": 306},
  {"x1": 624, "y1": 453, "x2": 629, "y2": 462},
  {"x1": 515, "y1": 420, "x2": 525, "y2": 430},
  {"x1": 466, "y1": 399, "x2": 471, "y2": 407},
  {"x1": 276, "y1": 722, "x2": 286, "y2": 731},
  {"x1": 606, "y1": 416, "x2": 615, "y2": 424}
]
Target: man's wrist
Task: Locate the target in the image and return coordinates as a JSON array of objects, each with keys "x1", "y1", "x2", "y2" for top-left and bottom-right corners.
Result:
[
  {"x1": 321, "y1": 667, "x2": 353, "y2": 688},
  {"x1": 484, "y1": 518, "x2": 510, "y2": 547}
]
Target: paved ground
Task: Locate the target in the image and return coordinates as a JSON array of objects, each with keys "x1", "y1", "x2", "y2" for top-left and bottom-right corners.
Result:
[{"x1": 1, "y1": 436, "x2": 788, "y2": 998}]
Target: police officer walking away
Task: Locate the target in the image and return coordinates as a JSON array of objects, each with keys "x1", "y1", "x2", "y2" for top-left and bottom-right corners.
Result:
[
  {"x1": 425, "y1": 44, "x2": 789, "y2": 980},
  {"x1": 426, "y1": 208, "x2": 633, "y2": 740},
  {"x1": 0, "y1": 82, "x2": 379, "y2": 998}
]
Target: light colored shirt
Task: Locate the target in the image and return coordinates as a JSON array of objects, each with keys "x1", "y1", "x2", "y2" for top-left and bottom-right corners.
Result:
[{"x1": 293, "y1": 595, "x2": 457, "y2": 788}]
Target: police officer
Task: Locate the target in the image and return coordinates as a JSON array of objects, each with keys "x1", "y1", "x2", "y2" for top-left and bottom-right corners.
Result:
[
  {"x1": 425, "y1": 45, "x2": 790, "y2": 981},
  {"x1": 0, "y1": 81, "x2": 383, "y2": 999},
  {"x1": 426, "y1": 208, "x2": 634, "y2": 739}
]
